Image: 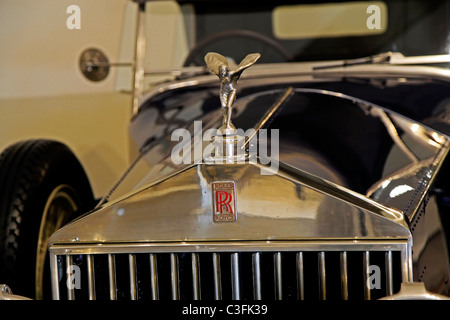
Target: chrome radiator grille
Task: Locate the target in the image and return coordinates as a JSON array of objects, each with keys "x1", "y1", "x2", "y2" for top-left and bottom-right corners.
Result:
[{"x1": 50, "y1": 242, "x2": 409, "y2": 300}]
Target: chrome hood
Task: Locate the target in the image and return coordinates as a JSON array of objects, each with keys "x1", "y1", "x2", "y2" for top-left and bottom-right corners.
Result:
[{"x1": 49, "y1": 160, "x2": 410, "y2": 245}]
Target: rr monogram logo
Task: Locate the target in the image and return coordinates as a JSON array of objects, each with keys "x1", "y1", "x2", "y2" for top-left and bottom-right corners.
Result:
[
  {"x1": 212, "y1": 181, "x2": 237, "y2": 222},
  {"x1": 216, "y1": 191, "x2": 233, "y2": 214}
]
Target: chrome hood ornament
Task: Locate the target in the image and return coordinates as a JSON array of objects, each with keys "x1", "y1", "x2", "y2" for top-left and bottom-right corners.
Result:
[{"x1": 205, "y1": 52, "x2": 261, "y2": 134}]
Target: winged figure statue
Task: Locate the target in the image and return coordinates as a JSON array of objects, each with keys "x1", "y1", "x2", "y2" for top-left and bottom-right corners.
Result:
[{"x1": 205, "y1": 52, "x2": 261, "y2": 134}]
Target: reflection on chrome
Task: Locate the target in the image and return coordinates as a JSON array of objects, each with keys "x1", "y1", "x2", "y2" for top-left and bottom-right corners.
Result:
[{"x1": 389, "y1": 185, "x2": 414, "y2": 198}]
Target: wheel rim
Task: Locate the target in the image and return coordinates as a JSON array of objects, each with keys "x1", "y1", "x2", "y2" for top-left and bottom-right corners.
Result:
[{"x1": 35, "y1": 185, "x2": 78, "y2": 300}]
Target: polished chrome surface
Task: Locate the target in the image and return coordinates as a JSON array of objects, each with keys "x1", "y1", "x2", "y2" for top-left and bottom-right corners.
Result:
[
  {"x1": 367, "y1": 146, "x2": 449, "y2": 220},
  {"x1": 54, "y1": 87, "x2": 450, "y2": 245},
  {"x1": 205, "y1": 52, "x2": 260, "y2": 133},
  {"x1": 49, "y1": 162, "x2": 411, "y2": 245},
  {"x1": 120, "y1": 88, "x2": 449, "y2": 214}
]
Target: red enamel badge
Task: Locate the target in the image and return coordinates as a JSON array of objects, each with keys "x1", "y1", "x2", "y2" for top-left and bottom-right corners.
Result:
[{"x1": 212, "y1": 181, "x2": 237, "y2": 222}]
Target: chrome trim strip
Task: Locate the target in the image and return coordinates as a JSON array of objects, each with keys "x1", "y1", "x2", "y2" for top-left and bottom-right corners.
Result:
[
  {"x1": 273, "y1": 158, "x2": 406, "y2": 227},
  {"x1": 212, "y1": 253, "x2": 222, "y2": 300},
  {"x1": 49, "y1": 240, "x2": 409, "y2": 255},
  {"x1": 373, "y1": 109, "x2": 419, "y2": 163},
  {"x1": 340, "y1": 252, "x2": 348, "y2": 300},
  {"x1": 402, "y1": 240, "x2": 414, "y2": 282},
  {"x1": 129, "y1": 254, "x2": 137, "y2": 300},
  {"x1": 409, "y1": 145, "x2": 450, "y2": 221},
  {"x1": 313, "y1": 65, "x2": 450, "y2": 83},
  {"x1": 274, "y1": 252, "x2": 282, "y2": 300},
  {"x1": 170, "y1": 253, "x2": 179, "y2": 300},
  {"x1": 87, "y1": 254, "x2": 95, "y2": 300},
  {"x1": 318, "y1": 252, "x2": 326, "y2": 300},
  {"x1": 252, "y1": 252, "x2": 262, "y2": 300},
  {"x1": 243, "y1": 87, "x2": 294, "y2": 150},
  {"x1": 108, "y1": 254, "x2": 117, "y2": 300},
  {"x1": 231, "y1": 253, "x2": 240, "y2": 300},
  {"x1": 296, "y1": 252, "x2": 304, "y2": 300},
  {"x1": 138, "y1": 64, "x2": 450, "y2": 114},
  {"x1": 192, "y1": 253, "x2": 201, "y2": 300},
  {"x1": 149, "y1": 253, "x2": 159, "y2": 300}
]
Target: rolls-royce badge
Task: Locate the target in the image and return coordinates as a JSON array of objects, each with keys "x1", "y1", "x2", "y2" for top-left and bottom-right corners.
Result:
[{"x1": 212, "y1": 181, "x2": 237, "y2": 222}]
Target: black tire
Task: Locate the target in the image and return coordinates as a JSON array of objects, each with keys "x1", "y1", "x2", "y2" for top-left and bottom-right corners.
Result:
[{"x1": 0, "y1": 140, "x2": 95, "y2": 299}]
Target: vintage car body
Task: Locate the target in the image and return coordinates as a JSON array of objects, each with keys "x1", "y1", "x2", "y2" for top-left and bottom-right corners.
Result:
[{"x1": 2, "y1": 0, "x2": 450, "y2": 301}]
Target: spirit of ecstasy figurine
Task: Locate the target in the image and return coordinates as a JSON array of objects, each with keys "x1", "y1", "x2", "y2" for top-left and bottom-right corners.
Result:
[{"x1": 205, "y1": 52, "x2": 261, "y2": 134}]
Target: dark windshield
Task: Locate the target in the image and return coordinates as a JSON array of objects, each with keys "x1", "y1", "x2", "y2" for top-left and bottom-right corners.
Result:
[{"x1": 179, "y1": 0, "x2": 450, "y2": 65}]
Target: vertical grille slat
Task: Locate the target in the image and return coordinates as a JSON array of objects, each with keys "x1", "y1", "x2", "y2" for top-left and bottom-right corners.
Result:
[
  {"x1": 296, "y1": 252, "x2": 304, "y2": 300},
  {"x1": 231, "y1": 253, "x2": 241, "y2": 300},
  {"x1": 252, "y1": 252, "x2": 262, "y2": 300},
  {"x1": 149, "y1": 254, "x2": 159, "y2": 300},
  {"x1": 108, "y1": 254, "x2": 117, "y2": 300},
  {"x1": 213, "y1": 253, "x2": 222, "y2": 300},
  {"x1": 274, "y1": 252, "x2": 282, "y2": 300},
  {"x1": 52, "y1": 248, "x2": 405, "y2": 301},
  {"x1": 340, "y1": 252, "x2": 348, "y2": 300},
  {"x1": 363, "y1": 251, "x2": 371, "y2": 300},
  {"x1": 87, "y1": 254, "x2": 96, "y2": 300},
  {"x1": 170, "y1": 253, "x2": 180, "y2": 300},
  {"x1": 385, "y1": 251, "x2": 393, "y2": 296},
  {"x1": 129, "y1": 254, "x2": 137, "y2": 300},
  {"x1": 192, "y1": 253, "x2": 201, "y2": 300},
  {"x1": 66, "y1": 255, "x2": 75, "y2": 300},
  {"x1": 318, "y1": 252, "x2": 326, "y2": 300}
]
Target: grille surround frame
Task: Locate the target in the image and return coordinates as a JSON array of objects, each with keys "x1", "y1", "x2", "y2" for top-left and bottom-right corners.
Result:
[{"x1": 49, "y1": 240, "x2": 412, "y2": 300}]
